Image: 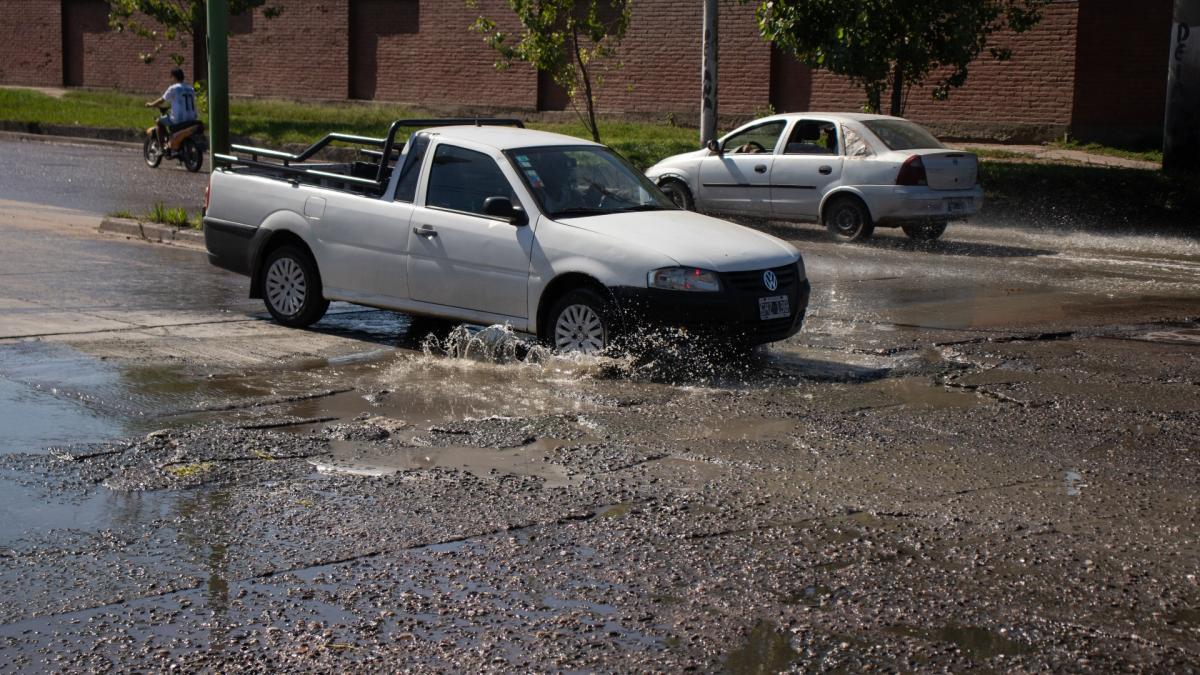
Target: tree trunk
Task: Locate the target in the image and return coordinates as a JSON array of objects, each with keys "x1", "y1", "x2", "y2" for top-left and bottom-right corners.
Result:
[
  {"x1": 192, "y1": 10, "x2": 208, "y2": 82},
  {"x1": 1163, "y1": 0, "x2": 1200, "y2": 173},
  {"x1": 889, "y1": 61, "x2": 904, "y2": 117},
  {"x1": 572, "y1": 24, "x2": 601, "y2": 143},
  {"x1": 699, "y1": 0, "x2": 718, "y2": 146}
]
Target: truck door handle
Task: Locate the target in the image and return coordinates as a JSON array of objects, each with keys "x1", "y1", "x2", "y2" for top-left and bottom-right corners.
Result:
[
  {"x1": 413, "y1": 224, "x2": 437, "y2": 237},
  {"x1": 754, "y1": 164, "x2": 768, "y2": 174},
  {"x1": 818, "y1": 165, "x2": 833, "y2": 175}
]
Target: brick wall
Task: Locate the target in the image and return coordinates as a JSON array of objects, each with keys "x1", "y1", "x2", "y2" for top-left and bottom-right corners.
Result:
[
  {"x1": 0, "y1": 0, "x2": 62, "y2": 86},
  {"x1": 70, "y1": 1, "x2": 197, "y2": 93},
  {"x1": 0, "y1": 0, "x2": 1175, "y2": 143},
  {"x1": 1071, "y1": 0, "x2": 1172, "y2": 144},
  {"x1": 588, "y1": 0, "x2": 771, "y2": 116},
  {"x1": 795, "y1": 1, "x2": 1082, "y2": 140},
  {"x1": 230, "y1": 0, "x2": 349, "y2": 100},
  {"x1": 365, "y1": 0, "x2": 535, "y2": 109}
]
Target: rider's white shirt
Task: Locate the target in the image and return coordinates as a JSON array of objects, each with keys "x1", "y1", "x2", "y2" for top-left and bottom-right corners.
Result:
[{"x1": 163, "y1": 83, "x2": 198, "y2": 125}]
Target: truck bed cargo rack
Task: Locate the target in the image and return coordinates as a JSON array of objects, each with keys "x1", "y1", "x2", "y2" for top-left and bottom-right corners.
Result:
[{"x1": 213, "y1": 118, "x2": 525, "y2": 195}]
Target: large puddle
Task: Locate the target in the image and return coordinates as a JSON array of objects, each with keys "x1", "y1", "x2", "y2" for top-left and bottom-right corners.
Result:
[{"x1": 312, "y1": 437, "x2": 580, "y2": 487}]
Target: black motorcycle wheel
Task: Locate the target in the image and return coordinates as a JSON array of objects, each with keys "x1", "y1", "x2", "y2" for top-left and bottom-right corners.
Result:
[
  {"x1": 143, "y1": 135, "x2": 163, "y2": 168},
  {"x1": 180, "y1": 138, "x2": 203, "y2": 173}
]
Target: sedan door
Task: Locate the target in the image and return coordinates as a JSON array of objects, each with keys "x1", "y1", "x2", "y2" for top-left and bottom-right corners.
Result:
[
  {"x1": 770, "y1": 119, "x2": 845, "y2": 220},
  {"x1": 407, "y1": 142, "x2": 534, "y2": 320},
  {"x1": 697, "y1": 120, "x2": 786, "y2": 217}
]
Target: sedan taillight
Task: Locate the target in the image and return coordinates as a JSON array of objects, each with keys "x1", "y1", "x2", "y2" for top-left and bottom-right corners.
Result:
[
  {"x1": 203, "y1": 179, "x2": 211, "y2": 214},
  {"x1": 896, "y1": 155, "x2": 928, "y2": 186}
]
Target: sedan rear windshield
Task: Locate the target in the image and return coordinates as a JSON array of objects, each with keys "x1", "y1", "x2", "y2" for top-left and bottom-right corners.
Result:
[{"x1": 862, "y1": 120, "x2": 945, "y2": 151}]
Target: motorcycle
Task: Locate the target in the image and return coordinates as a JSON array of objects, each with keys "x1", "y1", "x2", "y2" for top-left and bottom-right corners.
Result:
[{"x1": 144, "y1": 106, "x2": 207, "y2": 173}]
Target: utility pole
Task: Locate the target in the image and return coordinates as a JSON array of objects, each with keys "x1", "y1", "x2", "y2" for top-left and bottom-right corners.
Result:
[
  {"x1": 1164, "y1": 0, "x2": 1199, "y2": 173},
  {"x1": 207, "y1": 0, "x2": 230, "y2": 158},
  {"x1": 699, "y1": 0, "x2": 718, "y2": 146}
]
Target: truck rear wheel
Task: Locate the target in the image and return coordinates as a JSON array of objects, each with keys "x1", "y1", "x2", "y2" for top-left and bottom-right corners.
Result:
[{"x1": 262, "y1": 246, "x2": 329, "y2": 328}]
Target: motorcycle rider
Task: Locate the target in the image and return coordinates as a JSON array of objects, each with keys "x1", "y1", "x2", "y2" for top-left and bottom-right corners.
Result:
[{"x1": 145, "y1": 67, "x2": 198, "y2": 156}]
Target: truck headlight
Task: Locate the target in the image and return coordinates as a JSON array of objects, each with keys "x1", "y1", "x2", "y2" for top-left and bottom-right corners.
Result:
[{"x1": 648, "y1": 267, "x2": 721, "y2": 292}]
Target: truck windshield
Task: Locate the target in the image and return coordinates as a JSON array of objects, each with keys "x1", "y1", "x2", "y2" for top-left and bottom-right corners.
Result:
[
  {"x1": 505, "y1": 146, "x2": 676, "y2": 219},
  {"x1": 861, "y1": 119, "x2": 946, "y2": 151}
]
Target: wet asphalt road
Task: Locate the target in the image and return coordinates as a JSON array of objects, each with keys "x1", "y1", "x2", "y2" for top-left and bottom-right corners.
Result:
[
  {"x1": 0, "y1": 136, "x2": 1199, "y2": 671},
  {"x1": 0, "y1": 135, "x2": 207, "y2": 216}
]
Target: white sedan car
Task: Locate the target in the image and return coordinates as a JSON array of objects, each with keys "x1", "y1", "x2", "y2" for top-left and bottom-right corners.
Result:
[{"x1": 645, "y1": 113, "x2": 983, "y2": 242}]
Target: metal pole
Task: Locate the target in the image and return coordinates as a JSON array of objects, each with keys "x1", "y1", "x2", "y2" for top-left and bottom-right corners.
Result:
[
  {"x1": 1163, "y1": 0, "x2": 1200, "y2": 173},
  {"x1": 700, "y1": 0, "x2": 718, "y2": 146},
  {"x1": 207, "y1": 0, "x2": 230, "y2": 159}
]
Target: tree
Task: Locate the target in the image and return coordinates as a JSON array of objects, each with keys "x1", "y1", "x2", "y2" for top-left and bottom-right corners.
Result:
[
  {"x1": 752, "y1": 0, "x2": 1049, "y2": 116},
  {"x1": 108, "y1": 0, "x2": 279, "y2": 79},
  {"x1": 470, "y1": 0, "x2": 630, "y2": 143}
]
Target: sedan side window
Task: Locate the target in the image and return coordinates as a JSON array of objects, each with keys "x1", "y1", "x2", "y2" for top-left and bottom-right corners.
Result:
[
  {"x1": 842, "y1": 125, "x2": 874, "y2": 158},
  {"x1": 784, "y1": 120, "x2": 838, "y2": 155},
  {"x1": 722, "y1": 121, "x2": 785, "y2": 155},
  {"x1": 426, "y1": 144, "x2": 518, "y2": 217}
]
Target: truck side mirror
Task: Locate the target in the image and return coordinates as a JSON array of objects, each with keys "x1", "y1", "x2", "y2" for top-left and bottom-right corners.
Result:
[
  {"x1": 706, "y1": 139, "x2": 722, "y2": 155},
  {"x1": 483, "y1": 196, "x2": 527, "y2": 226}
]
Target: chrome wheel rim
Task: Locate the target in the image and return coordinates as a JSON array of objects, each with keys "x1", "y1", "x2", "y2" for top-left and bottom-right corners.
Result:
[
  {"x1": 266, "y1": 257, "x2": 307, "y2": 317},
  {"x1": 554, "y1": 304, "x2": 605, "y2": 353}
]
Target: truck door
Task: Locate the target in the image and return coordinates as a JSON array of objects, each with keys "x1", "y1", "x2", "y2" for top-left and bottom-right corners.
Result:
[{"x1": 407, "y1": 142, "x2": 533, "y2": 319}]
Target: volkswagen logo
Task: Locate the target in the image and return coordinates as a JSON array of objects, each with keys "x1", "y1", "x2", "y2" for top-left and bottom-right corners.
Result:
[{"x1": 762, "y1": 270, "x2": 778, "y2": 291}]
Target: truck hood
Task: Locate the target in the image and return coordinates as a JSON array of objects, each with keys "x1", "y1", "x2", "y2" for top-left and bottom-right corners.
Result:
[{"x1": 557, "y1": 209, "x2": 800, "y2": 272}]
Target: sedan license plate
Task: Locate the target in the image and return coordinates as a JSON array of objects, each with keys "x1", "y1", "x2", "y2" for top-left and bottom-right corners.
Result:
[
  {"x1": 945, "y1": 197, "x2": 968, "y2": 213},
  {"x1": 759, "y1": 295, "x2": 790, "y2": 320}
]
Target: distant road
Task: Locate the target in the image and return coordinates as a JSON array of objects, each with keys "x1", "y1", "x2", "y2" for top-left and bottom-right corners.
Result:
[{"x1": 0, "y1": 134, "x2": 208, "y2": 216}]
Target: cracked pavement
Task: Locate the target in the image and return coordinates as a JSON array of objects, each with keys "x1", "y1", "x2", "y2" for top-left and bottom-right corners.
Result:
[{"x1": 0, "y1": 137, "x2": 1199, "y2": 672}]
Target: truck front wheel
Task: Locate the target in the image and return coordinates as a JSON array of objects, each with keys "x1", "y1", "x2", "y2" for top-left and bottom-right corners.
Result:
[
  {"x1": 543, "y1": 288, "x2": 614, "y2": 354},
  {"x1": 262, "y1": 246, "x2": 329, "y2": 328}
]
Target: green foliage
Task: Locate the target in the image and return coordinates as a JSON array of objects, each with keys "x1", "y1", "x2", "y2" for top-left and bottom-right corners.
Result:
[
  {"x1": 751, "y1": 0, "x2": 1049, "y2": 115},
  {"x1": 107, "y1": 0, "x2": 279, "y2": 67},
  {"x1": 147, "y1": 202, "x2": 191, "y2": 228},
  {"x1": 470, "y1": 0, "x2": 630, "y2": 143},
  {"x1": 1052, "y1": 139, "x2": 1163, "y2": 164}
]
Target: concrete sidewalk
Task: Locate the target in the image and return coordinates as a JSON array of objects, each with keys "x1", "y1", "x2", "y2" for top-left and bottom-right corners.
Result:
[{"x1": 953, "y1": 142, "x2": 1161, "y2": 170}]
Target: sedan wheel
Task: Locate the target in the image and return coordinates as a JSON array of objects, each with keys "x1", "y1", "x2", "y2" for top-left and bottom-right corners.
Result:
[
  {"x1": 658, "y1": 178, "x2": 695, "y2": 211},
  {"x1": 823, "y1": 196, "x2": 875, "y2": 242},
  {"x1": 902, "y1": 221, "x2": 948, "y2": 242}
]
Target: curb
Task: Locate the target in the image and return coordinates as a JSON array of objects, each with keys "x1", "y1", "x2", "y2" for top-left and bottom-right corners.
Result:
[
  {"x1": 0, "y1": 121, "x2": 144, "y2": 146},
  {"x1": 99, "y1": 217, "x2": 205, "y2": 249}
]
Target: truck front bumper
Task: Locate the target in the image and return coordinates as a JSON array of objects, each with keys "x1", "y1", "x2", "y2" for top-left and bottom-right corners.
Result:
[{"x1": 610, "y1": 264, "x2": 810, "y2": 346}]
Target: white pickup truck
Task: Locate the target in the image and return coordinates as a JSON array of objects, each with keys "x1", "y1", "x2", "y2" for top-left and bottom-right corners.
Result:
[{"x1": 203, "y1": 119, "x2": 810, "y2": 352}]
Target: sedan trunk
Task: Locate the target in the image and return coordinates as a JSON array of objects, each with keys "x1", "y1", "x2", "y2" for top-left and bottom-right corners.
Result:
[{"x1": 913, "y1": 151, "x2": 978, "y2": 190}]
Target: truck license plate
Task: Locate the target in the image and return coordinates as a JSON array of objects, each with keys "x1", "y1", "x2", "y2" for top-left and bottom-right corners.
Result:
[
  {"x1": 759, "y1": 295, "x2": 790, "y2": 320},
  {"x1": 945, "y1": 197, "x2": 967, "y2": 213}
]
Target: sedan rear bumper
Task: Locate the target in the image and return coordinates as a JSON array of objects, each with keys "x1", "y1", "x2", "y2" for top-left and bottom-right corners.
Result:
[{"x1": 858, "y1": 185, "x2": 984, "y2": 224}]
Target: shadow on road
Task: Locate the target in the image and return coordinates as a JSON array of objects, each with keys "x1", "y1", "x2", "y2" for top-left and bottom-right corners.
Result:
[{"x1": 753, "y1": 221, "x2": 1058, "y2": 259}]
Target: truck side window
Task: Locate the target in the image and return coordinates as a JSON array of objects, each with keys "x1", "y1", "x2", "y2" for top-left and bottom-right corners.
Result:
[
  {"x1": 425, "y1": 144, "x2": 517, "y2": 217},
  {"x1": 394, "y1": 133, "x2": 430, "y2": 203}
]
